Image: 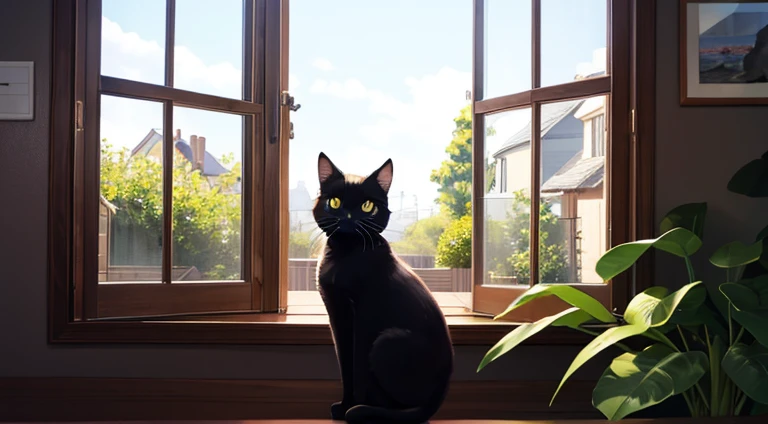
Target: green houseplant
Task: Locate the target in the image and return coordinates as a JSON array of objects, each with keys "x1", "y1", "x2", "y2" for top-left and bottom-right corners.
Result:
[{"x1": 477, "y1": 150, "x2": 768, "y2": 420}]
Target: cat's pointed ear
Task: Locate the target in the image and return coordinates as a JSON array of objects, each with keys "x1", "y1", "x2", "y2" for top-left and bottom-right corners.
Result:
[
  {"x1": 370, "y1": 158, "x2": 393, "y2": 193},
  {"x1": 318, "y1": 152, "x2": 343, "y2": 184}
]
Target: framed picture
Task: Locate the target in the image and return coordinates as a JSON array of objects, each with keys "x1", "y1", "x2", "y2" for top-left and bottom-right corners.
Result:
[{"x1": 680, "y1": 0, "x2": 768, "y2": 105}]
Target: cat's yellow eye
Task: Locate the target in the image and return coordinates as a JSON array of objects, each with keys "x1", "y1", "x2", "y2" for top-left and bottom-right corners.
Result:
[
  {"x1": 361, "y1": 200, "x2": 374, "y2": 213},
  {"x1": 329, "y1": 197, "x2": 341, "y2": 209}
]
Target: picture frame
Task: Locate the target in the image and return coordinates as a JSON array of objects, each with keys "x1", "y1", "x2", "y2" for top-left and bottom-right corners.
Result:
[{"x1": 680, "y1": 0, "x2": 768, "y2": 105}]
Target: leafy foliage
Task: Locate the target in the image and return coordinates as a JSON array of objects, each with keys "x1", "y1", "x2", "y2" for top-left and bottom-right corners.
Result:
[
  {"x1": 100, "y1": 141, "x2": 242, "y2": 280},
  {"x1": 435, "y1": 215, "x2": 472, "y2": 268},
  {"x1": 390, "y1": 213, "x2": 451, "y2": 256},
  {"x1": 430, "y1": 105, "x2": 473, "y2": 218},
  {"x1": 479, "y1": 149, "x2": 768, "y2": 419},
  {"x1": 500, "y1": 190, "x2": 569, "y2": 284}
]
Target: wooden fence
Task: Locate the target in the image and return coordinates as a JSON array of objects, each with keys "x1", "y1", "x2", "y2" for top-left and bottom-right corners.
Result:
[{"x1": 288, "y1": 258, "x2": 471, "y2": 292}]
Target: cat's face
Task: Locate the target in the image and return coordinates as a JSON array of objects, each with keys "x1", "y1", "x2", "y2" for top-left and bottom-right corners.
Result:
[{"x1": 313, "y1": 152, "x2": 392, "y2": 239}]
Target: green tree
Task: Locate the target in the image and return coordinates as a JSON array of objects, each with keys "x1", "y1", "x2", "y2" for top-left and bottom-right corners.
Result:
[
  {"x1": 100, "y1": 141, "x2": 242, "y2": 280},
  {"x1": 390, "y1": 213, "x2": 451, "y2": 256},
  {"x1": 496, "y1": 190, "x2": 569, "y2": 285},
  {"x1": 430, "y1": 105, "x2": 473, "y2": 218},
  {"x1": 435, "y1": 214, "x2": 473, "y2": 268}
]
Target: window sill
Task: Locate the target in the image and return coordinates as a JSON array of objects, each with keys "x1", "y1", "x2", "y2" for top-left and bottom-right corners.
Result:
[
  {"x1": 51, "y1": 314, "x2": 594, "y2": 346},
  {"x1": 52, "y1": 289, "x2": 594, "y2": 346}
]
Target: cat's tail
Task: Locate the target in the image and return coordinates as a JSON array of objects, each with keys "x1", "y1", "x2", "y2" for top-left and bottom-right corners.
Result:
[
  {"x1": 344, "y1": 404, "x2": 429, "y2": 424},
  {"x1": 343, "y1": 375, "x2": 450, "y2": 424}
]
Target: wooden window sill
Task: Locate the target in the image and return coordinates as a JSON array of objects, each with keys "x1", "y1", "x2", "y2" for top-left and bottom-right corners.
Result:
[{"x1": 52, "y1": 289, "x2": 595, "y2": 346}]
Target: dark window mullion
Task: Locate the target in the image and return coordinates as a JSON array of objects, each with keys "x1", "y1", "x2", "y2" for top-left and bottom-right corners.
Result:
[
  {"x1": 529, "y1": 103, "x2": 541, "y2": 287},
  {"x1": 161, "y1": 0, "x2": 176, "y2": 285},
  {"x1": 532, "y1": 0, "x2": 541, "y2": 89}
]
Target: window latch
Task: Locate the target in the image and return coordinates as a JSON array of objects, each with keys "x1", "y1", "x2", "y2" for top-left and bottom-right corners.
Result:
[{"x1": 280, "y1": 91, "x2": 301, "y2": 112}]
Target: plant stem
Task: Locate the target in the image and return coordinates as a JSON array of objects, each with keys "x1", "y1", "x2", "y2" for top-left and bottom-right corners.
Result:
[
  {"x1": 728, "y1": 304, "x2": 733, "y2": 346},
  {"x1": 682, "y1": 391, "x2": 696, "y2": 417},
  {"x1": 706, "y1": 326, "x2": 720, "y2": 416},
  {"x1": 734, "y1": 327, "x2": 745, "y2": 345},
  {"x1": 674, "y1": 326, "x2": 710, "y2": 413},
  {"x1": 735, "y1": 391, "x2": 747, "y2": 415},
  {"x1": 677, "y1": 325, "x2": 691, "y2": 351},
  {"x1": 685, "y1": 256, "x2": 696, "y2": 283},
  {"x1": 573, "y1": 327, "x2": 633, "y2": 353},
  {"x1": 648, "y1": 328, "x2": 680, "y2": 352}
]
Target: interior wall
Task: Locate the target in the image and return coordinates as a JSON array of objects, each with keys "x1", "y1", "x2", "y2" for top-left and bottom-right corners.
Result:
[
  {"x1": 2, "y1": 0, "x2": 765, "y2": 382},
  {"x1": 654, "y1": 0, "x2": 768, "y2": 287}
]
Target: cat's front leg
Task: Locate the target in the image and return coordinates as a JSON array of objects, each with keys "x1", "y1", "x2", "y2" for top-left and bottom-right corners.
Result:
[
  {"x1": 320, "y1": 285, "x2": 356, "y2": 420},
  {"x1": 352, "y1": 319, "x2": 372, "y2": 404}
]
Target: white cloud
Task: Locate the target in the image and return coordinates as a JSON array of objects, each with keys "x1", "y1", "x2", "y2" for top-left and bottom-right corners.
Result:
[
  {"x1": 308, "y1": 67, "x2": 471, "y2": 148},
  {"x1": 311, "y1": 58, "x2": 335, "y2": 71},
  {"x1": 575, "y1": 47, "x2": 608, "y2": 77},
  {"x1": 101, "y1": 16, "x2": 242, "y2": 98},
  {"x1": 99, "y1": 16, "x2": 244, "y2": 157}
]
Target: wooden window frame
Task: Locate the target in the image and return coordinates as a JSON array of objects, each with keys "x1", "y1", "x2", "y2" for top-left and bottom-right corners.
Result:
[
  {"x1": 470, "y1": 0, "x2": 639, "y2": 319},
  {"x1": 48, "y1": 0, "x2": 656, "y2": 344}
]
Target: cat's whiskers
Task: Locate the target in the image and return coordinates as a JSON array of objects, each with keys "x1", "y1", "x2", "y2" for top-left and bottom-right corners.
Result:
[
  {"x1": 325, "y1": 226, "x2": 340, "y2": 240},
  {"x1": 358, "y1": 221, "x2": 384, "y2": 234},
  {"x1": 355, "y1": 228, "x2": 366, "y2": 252},
  {"x1": 361, "y1": 218, "x2": 385, "y2": 231},
  {"x1": 316, "y1": 217, "x2": 338, "y2": 224},
  {"x1": 357, "y1": 223, "x2": 376, "y2": 251}
]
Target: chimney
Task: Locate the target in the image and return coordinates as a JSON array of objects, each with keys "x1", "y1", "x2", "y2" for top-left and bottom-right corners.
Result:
[
  {"x1": 196, "y1": 136, "x2": 206, "y2": 172},
  {"x1": 174, "y1": 129, "x2": 181, "y2": 141},
  {"x1": 189, "y1": 135, "x2": 200, "y2": 172}
]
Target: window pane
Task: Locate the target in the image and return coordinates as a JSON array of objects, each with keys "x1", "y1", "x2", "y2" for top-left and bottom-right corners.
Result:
[
  {"x1": 539, "y1": 95, "x2": 607, "y2": 284},
  {"x1": 99, "y1": 95, "x2": 164, "y2": 282},
  {"x1": 172, "y1": 106, "x2": 243, "y2": 281},
  {"x1": 174, "y1": 0, "x2": 244, "y2": 99},
  {"x1": 483, "y1": 107, "x2": 532, "y2": 287},
  {"x1": 287, "y1": 0, "x2": 473, "y2": 306},
  {"x1": 484, "y1": 0, "x2": 532, "y2": 99},
  {"x1": 101, "y1": 0, "x2": 166, "y2": 85},
  {"x1": 541, "y1": 0, "x2": 607, "y2": 87}
]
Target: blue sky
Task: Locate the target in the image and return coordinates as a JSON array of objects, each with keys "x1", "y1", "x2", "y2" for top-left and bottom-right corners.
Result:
[{"x1": 100, "y1": 0, "x2": 607, "y2": 216}]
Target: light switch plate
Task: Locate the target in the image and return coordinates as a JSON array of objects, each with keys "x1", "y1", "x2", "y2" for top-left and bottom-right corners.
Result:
[{"x1": 0, "y1": 61, "x2": 34, "y2": 120}]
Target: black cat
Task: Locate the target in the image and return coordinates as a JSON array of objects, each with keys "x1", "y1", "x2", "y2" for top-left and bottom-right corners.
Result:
[{"x1": 313, "y1": 152, "x2": 454, "y2": 424}]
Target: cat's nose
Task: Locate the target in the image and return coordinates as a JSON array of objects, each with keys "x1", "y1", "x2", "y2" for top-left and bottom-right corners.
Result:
[{"x1": 346, "y1": 213, "x2": 351, "y2": 219}]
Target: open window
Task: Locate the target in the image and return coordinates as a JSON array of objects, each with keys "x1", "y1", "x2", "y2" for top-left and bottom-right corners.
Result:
[
  {"x1": 50, "y1": 0, "x2": 647, "y2": 343},
  {"x1": 470, "y1": 0, "x2": 633, "y2": 319}
]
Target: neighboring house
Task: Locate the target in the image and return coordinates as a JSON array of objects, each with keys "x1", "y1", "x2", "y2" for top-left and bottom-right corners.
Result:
[
  {"x1": 488, "y1": 90, "x2": 607, "y2": 284},
  {"x1": 131, "y1": 128, "x2": 237, "y2": 192},
  {"x1": 541, "y1": 95, "x2": 607, "y2": 284},
  {"x1": 486, "y1": 98, "x2": 586, "y2": 221}
]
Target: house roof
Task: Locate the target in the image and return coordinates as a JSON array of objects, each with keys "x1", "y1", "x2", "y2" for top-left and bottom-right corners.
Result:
[
  {"x1": 492, "y1": 99, "x2": 584, "y2": 158},
  {"x1": 131, "y1": 129, "x2": 229, "y2": 177},
  {"x1": 541, "y1": 153, "x2": 604, "y2": 193}
]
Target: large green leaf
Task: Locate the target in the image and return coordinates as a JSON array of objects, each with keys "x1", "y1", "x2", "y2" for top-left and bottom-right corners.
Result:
[
  {"x1": 720, "y1": 282, "x2": 760, "y2": 311},
  {"x1": 593, "y1": 344, "x2": 708, "y2": 420},
  {"x1": 710, "y1": 240, "x2": 763, "y2": 269},
  {"x1": 596, "y1": 228, "x2": 702, "y2": 281},
  {"x1": 624, "y1": 287, "x2": 668, "y2": 326},
  {"x1": 659, "y1": 202, "x2": 708, "y2": 240},
  {"x1": 495, "y1": 284, "x2": 616, "y2": 323},
  {"x1": 478, "y1": 307, "x2": 593, "y2": 372},
  {"x1": 731, "y1": 308, "x2": 768, "y2": 348},
  {"x1": 722, "y1": 342, "x2": 768, "y2": 404},
  {"x1": 727, "y1": 151, "x2": 768, "y2": 198},
  {"x1": 624, "y1": 282, "x2": 703, "y2": 328},
  {"x1": 551, "y1": 324, "x2": 650, "y2": 405},
  {"x1": 741, "y1": 275, "x2": 768, "y2": 305}
]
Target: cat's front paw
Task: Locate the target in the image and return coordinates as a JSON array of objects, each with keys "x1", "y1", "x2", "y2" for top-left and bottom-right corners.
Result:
[{"x1": 330, "y1": 401, "x2": 351, "y2": 420}]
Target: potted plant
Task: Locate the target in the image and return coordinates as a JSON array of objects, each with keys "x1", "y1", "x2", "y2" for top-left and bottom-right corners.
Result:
[{"x1": 477, "y1": 150, "x2": 768, "y2": 420}]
